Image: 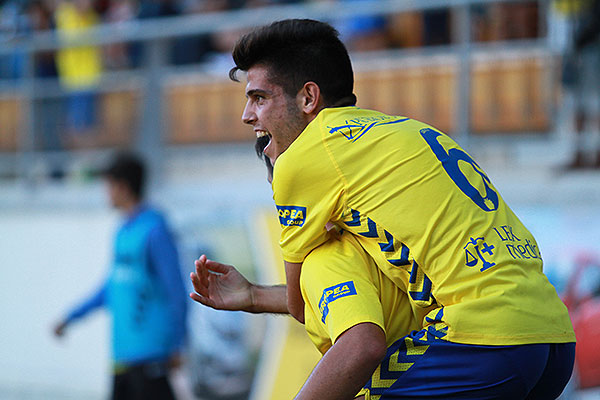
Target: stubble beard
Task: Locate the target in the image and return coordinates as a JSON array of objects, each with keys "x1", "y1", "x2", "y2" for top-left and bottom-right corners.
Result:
[{"x1": 281, "y1": 97, "x2": 308, "y2": 150}]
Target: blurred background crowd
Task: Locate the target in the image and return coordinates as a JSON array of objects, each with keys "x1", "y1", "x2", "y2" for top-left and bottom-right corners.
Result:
[
  {"x1": 0, "y1": 0, "x2": 598, "y2": 180},
  {"x1": 0, "y1": 0, "x2": 544, "y2": 76}
]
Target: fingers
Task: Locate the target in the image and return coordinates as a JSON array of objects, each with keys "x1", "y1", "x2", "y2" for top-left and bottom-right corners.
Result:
[
  {"x1": 190, "y1": 270, "x2": 209, "y2": 298},
  {"x1": 190, "y1": 255, "x2": 207, "y2": 306},
  {"x1": 195, "y1": 254, "x2": 209, "y2": 287},
  {"x1": 189, "y1": 292, "x2": 216, "y2": 309},
  {"x1": 204, "y1": 259, "x2": 231, "y2": 275},
  {"x1": 53, "y1": 321, "x2": 67, "y2": 338},
  {"x1": 190, "y1": 255, "x2": 239, "y2": 311},
  {"x1": 190, "y1": 254, "x2": 226, "y2": 304}
]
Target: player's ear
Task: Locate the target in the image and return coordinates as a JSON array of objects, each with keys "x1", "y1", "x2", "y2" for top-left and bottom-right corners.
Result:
[{"x1": 298, "y1": 81, "x2": 322, "y2": 115}]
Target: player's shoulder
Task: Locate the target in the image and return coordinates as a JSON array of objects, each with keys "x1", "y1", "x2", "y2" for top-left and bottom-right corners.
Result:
[
  {"x1": 303, "y1": 233, "x2": 376, "y2": 279},
  {"x1": 318, "y1": 106, "x2": 392, "y2": 127},
  {"x1": 273, "y1": 130, "x2": 334, "y2": 185},
  {"x1": 320, "y1": 106, "x2": 421, "y2": 143},
  {"x1": 138, "y1": 206, "x2": 168, "y2": 227}
]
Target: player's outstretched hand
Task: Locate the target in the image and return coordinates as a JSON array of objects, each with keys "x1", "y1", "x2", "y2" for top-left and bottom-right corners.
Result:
[
  {"x1": 53, "y1": 320, "x2": 68, "y2": 338},
  {"x1": 190, "y1": 255, "x2": 254, "y2": 312}
]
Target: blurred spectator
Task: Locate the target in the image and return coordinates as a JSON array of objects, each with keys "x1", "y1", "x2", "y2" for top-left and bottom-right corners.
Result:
[
  {"x1": 568, "y1": 0, "x2": 600, "y2": 168},
  {"x1": 26, "y1": 0, "x2": 65, "y2": 178},
  {"x1": 103, "y1": 0, "x2": 136, "y2": 69},
  {"x1": 26, "y1": 0, "x2": 58, "y2": 77},
  {"x1": 334, "y1": 0, "x2": 390, "y2": 52},
  {"x1": 170, "y1": 0, "x2": 223, "y2": 65},
  {"x1": 132, "y1": 0, "x2": 179, "y2": 66},
  {"x1": 137, "y1": 0, "x2": 179, "y2": 19},
  {"x1": 0, "y1": 0, "x2": 30, "y2": 80},
  {"x1": 423, "y1": 8, "x2": 450, "y2": 46},
  {"x1": 387, "y1": 8, "x2": 450, "y2": 50},
  {"x1": 53, "y1": 151, "x2": 188, "y2": 400},
  {"x1": 388, "y1": 11, "x2": 424, "y2": 48},
  {"x1": 55, "y1": 0, "x2": 103, "y2": 147},
  {"x1": 471, "y1": 1, "x2": 540, "y2": 42}
]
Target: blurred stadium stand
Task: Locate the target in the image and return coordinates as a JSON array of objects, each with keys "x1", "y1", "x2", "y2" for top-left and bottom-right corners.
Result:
[{"x1": 1, "y1": 0, "x2": 594, "y2": 185}]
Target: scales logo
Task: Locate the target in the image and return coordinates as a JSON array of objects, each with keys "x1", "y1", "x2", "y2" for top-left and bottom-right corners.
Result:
[
  {"x1": 463, "y1": 236, "x2": 496, "y2": 272},
  {"x1": 276, "y1": 205, "x2": 307, "y2": 227}
]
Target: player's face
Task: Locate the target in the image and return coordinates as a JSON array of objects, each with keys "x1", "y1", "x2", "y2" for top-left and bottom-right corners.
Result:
[
  {"x1": 106, "y1": 178, "x2": 127, "y2": 210},
  {"x1": 242, "y1": 65, "x2": 307, "y2": 166}
]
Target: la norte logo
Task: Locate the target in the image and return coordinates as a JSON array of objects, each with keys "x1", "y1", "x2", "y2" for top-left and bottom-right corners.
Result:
[
  {"x1": 276, "y1": 205, "x2": 307, "y2": 227},
  {"x1": 328, "y1": 115, "x2": 409, "y2": 142}
]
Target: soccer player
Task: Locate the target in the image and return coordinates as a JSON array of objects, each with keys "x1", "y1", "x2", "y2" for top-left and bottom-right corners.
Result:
[
  {"x1": 224, "y1": 18, "x2": 575, "y2": 398},
  {"x1": 192, "y1": 137, "x2": 429, "y2": 399},
  {"x1": 53, "y1": 152, "x2": 188, "y2": 400}
]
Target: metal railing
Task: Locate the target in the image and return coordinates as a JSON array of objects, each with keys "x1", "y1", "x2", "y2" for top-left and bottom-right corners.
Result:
[{"x1": 0, "y1": 0, "x2": 556, "y2": 184}]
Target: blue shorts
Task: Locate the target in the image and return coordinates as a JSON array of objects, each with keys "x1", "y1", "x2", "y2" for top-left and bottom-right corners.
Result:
[{"x1": 364, "y1": 329, "x2": 575, "y2": 399}]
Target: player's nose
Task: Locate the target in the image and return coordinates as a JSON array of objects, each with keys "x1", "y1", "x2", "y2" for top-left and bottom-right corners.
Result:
[{"x1": 242, "y1": 102, "x2": 256, "y2": 125}]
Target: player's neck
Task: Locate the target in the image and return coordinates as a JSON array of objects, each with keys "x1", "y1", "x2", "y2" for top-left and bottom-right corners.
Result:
[{"x1": 119, "y1": 198, "x2": 141, "y2": 216}]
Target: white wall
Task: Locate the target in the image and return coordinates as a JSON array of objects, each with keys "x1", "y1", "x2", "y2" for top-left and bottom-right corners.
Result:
[{"x1": 0, "y1": 208, "x2": 116, "y2": 399}]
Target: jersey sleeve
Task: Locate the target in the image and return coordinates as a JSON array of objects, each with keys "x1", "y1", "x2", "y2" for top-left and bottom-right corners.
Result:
[
  {"x1": 272, "y1": 132, "x2": 346, "y2": 263},
  {"x1": 66, "y1": 280, "x2": 107, "y2": 323},
  {"x1": 300, "y1": 235, "x2": 386, "y2": 354}
]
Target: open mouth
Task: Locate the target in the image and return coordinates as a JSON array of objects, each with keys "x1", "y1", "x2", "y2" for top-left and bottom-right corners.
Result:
[
  {"x1": 256, "y1": 131, "x2": 272, "y2": 152},
  {"x1": 255, "y1": 130, "x2": 269, "y2": 138},
  {"x1": 255, "y1": 130, "x2": 274, "y2": 165}
]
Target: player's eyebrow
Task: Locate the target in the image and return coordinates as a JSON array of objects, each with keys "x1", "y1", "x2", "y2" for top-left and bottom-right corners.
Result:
[{"x1": 246, "y1": 88, "x2": 272, "y2": 98}]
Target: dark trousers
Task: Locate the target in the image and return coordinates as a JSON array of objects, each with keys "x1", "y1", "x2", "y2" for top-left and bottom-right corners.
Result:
[{"x1": 112, "y1": 362, "x2": 176, "y2": 400}]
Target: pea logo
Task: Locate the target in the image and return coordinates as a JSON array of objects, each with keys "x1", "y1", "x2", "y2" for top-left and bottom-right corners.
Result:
[
  {"x1": 319, "y1": 281, "x2": 357, "y2": 323},
  {"x1": 276, "y1": 205, "x2": 307, "y2": 227}
]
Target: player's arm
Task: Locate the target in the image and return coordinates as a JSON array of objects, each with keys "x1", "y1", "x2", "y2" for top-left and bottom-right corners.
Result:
[
  {"x1": 296, "y1": 322, "x2": 386, "y2": 400},
  {"x1": 299, "y1": 233, "x2": 392, "y2": 399},
  {"x1": 273, "y1": 141, "x2": 345, "y2": 326},
  {"x1": 53, "y1": 281, "x2": 108, "y2": 337},
  {"x1": 285, "y1": 225, "x2": 341, "y2": 324},
  {"x1": 285, "y1": 260, "x2": 305, "y2": 323},
  {"x1": 190, "y1": 255, "x2": 288, "y2": 314}
]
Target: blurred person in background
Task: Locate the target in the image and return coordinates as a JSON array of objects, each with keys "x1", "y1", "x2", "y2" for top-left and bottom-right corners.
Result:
[
  {"x1": 566, "y1": 0, "x2": 600, "y2": 168},
  {"x1": 333, "y1": 0, "x2": 390, "y2": 52},
  {"x1": 26, "y1": 0, "x2": 66, "y2": 178},
  {"x1": 54, "y1": 0, "x2": 103, "y2": 147},
  {"x1": 53, "y1": 151, "x2": 188, "y2": 400},
  {"x1": 0, "y1": 0, "x2": 30, "y2": 79},
  {"x1": 26, "y1": 0, "x2": 58, "y2": 77},
  {"x1": 103, "y1": 0, "x2": 137, "y2": 69},
  {"x1": 133, "y1": 0, "x2": 180, "y2": 67},
  {"x1": 170, "y1": 0, "x2": 224, "y2": 66}
]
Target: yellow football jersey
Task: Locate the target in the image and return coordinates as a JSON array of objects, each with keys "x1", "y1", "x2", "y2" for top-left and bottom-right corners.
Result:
[
  {"x1": 301, "y1": 231, "x2": 423, "y2": 355},
  {"x1": 273, "y1": 106, "x2": 575, "y2": 346},
  {"x1": 55, "y1": 2, "x2": 102, "y2": 89}
]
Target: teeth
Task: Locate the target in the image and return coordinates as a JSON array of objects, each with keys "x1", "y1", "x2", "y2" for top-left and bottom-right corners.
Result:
[{"x1": 256, "y1": 131, "x2": 268, "y2": 138}]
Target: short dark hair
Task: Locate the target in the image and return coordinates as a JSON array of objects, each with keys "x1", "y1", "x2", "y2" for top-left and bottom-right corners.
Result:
[
  {"x1": 102, "y1": 151, "x2": 146, "y2": 199},
  {"x1": 230, "y1": 19, "x2": 357, "y2": 107}
]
